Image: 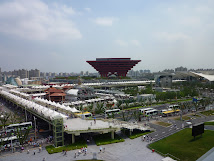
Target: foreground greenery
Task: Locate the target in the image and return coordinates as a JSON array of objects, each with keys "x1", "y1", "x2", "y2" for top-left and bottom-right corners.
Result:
[
  {"x1": 204, "y1": 121, "x2": 214, "y2": 126},
  {"x1": 150, "y1": 128, "x2": 214, "y2": 161},
  {"x1": 46, "y1": 139, "x2": 87, "y2": 154},
  {"x1": 123, "y1": 129, "x2": 153, "y2": 139},
  {"x1": 200, "y1": 110, "x2": 214, "y2": 116},
  {"x1": 93, "y1": 133, "x2": 124, "y2": 146}
]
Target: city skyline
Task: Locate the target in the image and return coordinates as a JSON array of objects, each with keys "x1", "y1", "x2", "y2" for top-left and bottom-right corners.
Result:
[{"x1": 1, "y1": 0, "x2": 214, "y2": 73}]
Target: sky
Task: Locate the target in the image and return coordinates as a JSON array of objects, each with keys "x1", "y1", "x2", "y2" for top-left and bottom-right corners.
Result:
[{"x1": 0, "y1": 0, "x2": 214, "y2": 73}]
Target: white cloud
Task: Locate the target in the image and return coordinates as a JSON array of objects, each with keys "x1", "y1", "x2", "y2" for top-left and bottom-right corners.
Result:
[
  {"x1": 115, "y1": 39, "x2": 141, "y2": 46},
  {"x1": 84, "y1": 7, "x2": 91, "y2": 12},
  {"x1": 180, "y1": 17, "x2": 201, "y2": 26},
  {"x1": 130, "y1": 40, "x2": 140, "y2": 46},
  {"x1": 155, "y1": 32, "x2": 191, "y2": 41},
  {"x1": 115, "y1": 39, "x2": 127, "y2": 46},
  {"x1": 93, "y1": 17, "x2": 118, "y2": 26},
  {"x1": 195, "y1": 6, "x2": 213, "y2": 14},
  {"x1": 0, "y1": 0, "x2": 82, "y2": 40}
]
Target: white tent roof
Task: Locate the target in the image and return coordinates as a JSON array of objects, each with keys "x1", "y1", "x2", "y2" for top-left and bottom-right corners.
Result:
[{"x1": 66, "y1": 89, "x2": 79, "y2": 96}]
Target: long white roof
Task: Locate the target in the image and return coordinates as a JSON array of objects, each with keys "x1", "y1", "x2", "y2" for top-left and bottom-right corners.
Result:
[{"x1": 190, "y1": 72, "x2": 214, "y2": 81}]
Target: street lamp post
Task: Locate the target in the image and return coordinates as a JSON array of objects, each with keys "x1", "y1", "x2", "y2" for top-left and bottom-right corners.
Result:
[{"x1": 33, "y1": 116, "x2": 36, "y2": 140}]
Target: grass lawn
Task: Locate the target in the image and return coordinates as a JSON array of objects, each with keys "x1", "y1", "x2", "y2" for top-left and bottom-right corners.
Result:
[
  {"x1": 204, "y1": 121, "x2": 214, "y2": 125},
  {"x1": 200, "y1": 110, "x2": 214, "y2": 116},
  {"x1": 125, "y1": 106, "x2": 142, "y2": 110},
  {"x1": 190, "y1": 114, "x2": 201, "y2": 117},
  {"x1": 155, "y1": 121, "x2": 172, "y2": 127},
  {"x1": 123, "y1": 129, "x2": 153, "y2": 139},
  {"x1": 174, "y1": 115, "x2": 191, "y2": 121},
  {"x1": 93, "y1": 132, "x2": 124, "y2": 146},
  {"x1": 149, "y1": 128, "x2": 214, "y2": 161},
  {"x1": 46, "y1": 138, "x2": 87, "y2": 154}
]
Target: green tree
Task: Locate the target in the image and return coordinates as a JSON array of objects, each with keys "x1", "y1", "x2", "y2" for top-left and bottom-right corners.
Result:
[
  {"x1": 132, "y1": 110, "x2": 142, "y2": 122},
  {"x1": 0, "y1": 112, "x2": 11, "y2": 130},
  {"x1": 121, "y1": 111, "x2": 132, "y2": 121},
  {"x1": 15, "y1": 126, "x2": 31, "y2": 146},
  {"x1": 116, "y1": 100, "x2": 123, "y2": 109},
  {"x1": 95, "y1": 102, "x2": 105, "y2": 114}
]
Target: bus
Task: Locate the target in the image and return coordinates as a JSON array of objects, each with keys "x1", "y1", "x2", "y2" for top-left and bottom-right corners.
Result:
[
  {"x1": 162, "y1": 109, "x2": 180, "y2": 117},
  {"x1": 76, "y1": 112, "x2": 92, "y2": 118},
  {"x1": 139, "y1": 108, "x2": 154, "y2": 114},
  {"x1": 168, "y1": 104, "x2": 180, "y2": 109},
  {"x1": 6, "y1": 122, "x2": 32, "y2": 133},
  {"x1": 0, "y1": 136, "x2": 20, "y2": 150},
  {"x1": 145, "y1": 109, "x2": 159, "y2": 116},
  {"x1": 105, "y1": 109, "x2": 120, "y2": 116}
]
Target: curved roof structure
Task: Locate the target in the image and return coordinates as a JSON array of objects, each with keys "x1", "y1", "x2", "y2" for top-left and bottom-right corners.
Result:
[{"x1": 190, "y1": 72, "x2": 214, "y2": 81}]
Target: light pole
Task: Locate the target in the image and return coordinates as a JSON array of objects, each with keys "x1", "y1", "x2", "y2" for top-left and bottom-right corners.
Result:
[
  {"x1": 25, "y1": 107, "x2": 27, "y2": 122},
  {"x1": 33, "y1": 116, "x2": 36, "y2": 140}
]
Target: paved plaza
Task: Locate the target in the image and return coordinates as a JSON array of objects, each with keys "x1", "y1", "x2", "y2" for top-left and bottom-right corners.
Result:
[{"x1": 0, "y1": 137, "x2": 163, "y2": 161}]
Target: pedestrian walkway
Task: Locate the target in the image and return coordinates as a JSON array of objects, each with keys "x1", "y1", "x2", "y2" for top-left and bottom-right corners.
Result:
[{"x1": 1, "y1": 137, "x2": 163, "y2": 161}]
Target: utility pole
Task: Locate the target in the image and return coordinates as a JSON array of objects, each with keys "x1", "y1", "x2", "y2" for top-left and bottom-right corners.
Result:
[{"x1": 33, "y1": 116, "x2": 36, "y2": 140}]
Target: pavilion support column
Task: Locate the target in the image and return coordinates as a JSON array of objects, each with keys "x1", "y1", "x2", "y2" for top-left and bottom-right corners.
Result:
[
  {"x1": 111, "y1": 131, "x2": 114, "y2": 140},
  {"x1": 130, "y1": 129, "x2": 132, "y2": 136},
  {"x1": 72, "y1": 134, "x2": 75, "y2": 144},
  {"x1": 49, "y1": 123, "x2": 51, "y2": 130}
]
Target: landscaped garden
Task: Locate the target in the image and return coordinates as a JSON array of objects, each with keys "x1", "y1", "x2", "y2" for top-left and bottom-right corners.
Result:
[
  {"x1": 174, "y1": 115, "x2": 191, "y2": 121},
  {"x1": 93, "y1": 132, "x2": 124, "y2": 146},
  {"x1": 149, "y1": 128, "x2": 214, "y2": 161},
  {"x1": 46, "y1": 138, "x2": 87, "y2": 154}
]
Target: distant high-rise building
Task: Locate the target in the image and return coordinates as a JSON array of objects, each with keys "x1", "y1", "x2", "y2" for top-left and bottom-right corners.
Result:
[
  {"x1": 80, "y1": 71, "x2": 84, "y2": 76},
  {"x1": 144, "y1": 70, "x2": 151, "y2": 73},
  {"x1": 19, "y1": 69, "x2": 29, "y2": 79},
  {"x1": 40, "y1": 72, "x2": 46, "y2": 78},
  {"x1": 29, "y1": 69, "x2": 40, "y2": 78},
  {"x1": 175, "y1": 66, "x2": 187, "y2": 72},
  {"x1": 51, "y1": 72, "x2": 56, "y2": 77},
  {"x1": 163, "y1": 69, "x2": 174, "y2": 73},
  {"x1": 85, "y1": 71, "x2": 89, "y2": 76}
]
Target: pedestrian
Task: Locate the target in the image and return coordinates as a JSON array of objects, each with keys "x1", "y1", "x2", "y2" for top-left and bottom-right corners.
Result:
[
  {"x1": 103, "y1": 147, "x2": 105, "y2": 153},
  {"x1": 74, "y1": 152, "x2": 77, "y2": 158},
  {"x1": 85, "y1": 148, "x2": 87, "y2": 155},
  {"x1": 99, "y1": 147, "x2": 102, "y2": 153},
  {"x1": 27, "y1": 150, "x2": 30, "y2": 154},
  {"x1": 33, "y1": 150, "x2": 36, "y2": 155},
  {"x1": 94, "y1": 117, "x2": 96, "y2": 124},
  {"x1": 42, "y1": 158, "x2": 46, "y2": 161}
]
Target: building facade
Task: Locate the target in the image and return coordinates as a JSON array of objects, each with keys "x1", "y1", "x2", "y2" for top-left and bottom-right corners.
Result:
[{"x1": 87, "y1": 58, "x2": 141, "y2": 77}]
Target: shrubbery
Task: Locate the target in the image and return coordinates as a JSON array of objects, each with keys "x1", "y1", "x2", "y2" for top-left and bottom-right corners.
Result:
[{"x1": 46, "y1": 139, "x2": 87, "y2": 154}]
